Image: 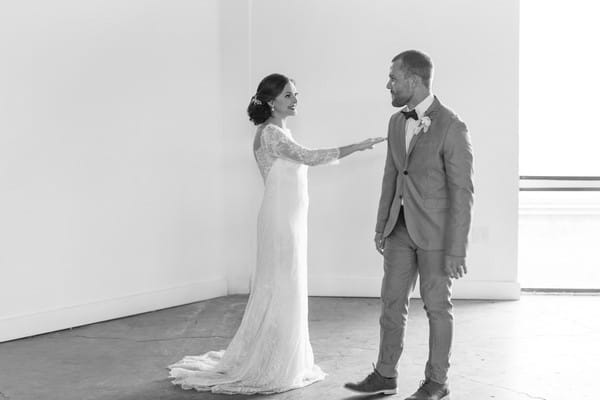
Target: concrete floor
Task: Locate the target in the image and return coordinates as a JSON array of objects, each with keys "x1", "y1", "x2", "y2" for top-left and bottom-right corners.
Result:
[{"x1": 0, "y1": 294, "x2": 598, "y2": 400}]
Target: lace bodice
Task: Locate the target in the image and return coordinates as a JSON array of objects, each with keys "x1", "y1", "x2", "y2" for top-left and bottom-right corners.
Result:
[{"x1": 254, "y1": 124, "x2": 340, "y2": 180}]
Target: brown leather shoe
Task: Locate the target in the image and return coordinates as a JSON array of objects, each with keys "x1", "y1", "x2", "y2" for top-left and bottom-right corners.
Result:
[
  {"x1": 344, "y1": 367, "x2": 398, "y2": 395},
  {"x1": 404, "y1": 379, "x2": 450, "y2": 400}
]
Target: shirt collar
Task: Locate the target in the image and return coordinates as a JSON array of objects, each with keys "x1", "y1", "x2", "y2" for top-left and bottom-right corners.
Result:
[{"x1": 410, "y1": 93, "x2": 434, "y2": 119}]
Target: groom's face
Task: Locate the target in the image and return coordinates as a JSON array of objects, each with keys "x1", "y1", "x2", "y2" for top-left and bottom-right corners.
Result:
[{"x1": 387, "y1": 61, "x2": 413, "y2": 108}]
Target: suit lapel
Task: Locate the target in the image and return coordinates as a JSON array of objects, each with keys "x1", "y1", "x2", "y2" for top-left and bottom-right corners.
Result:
[
  {"x1": 406, "y1": 96, "x2": 442, "y2": 160},
  {"x1": 396, "y1": 114, "x2": 408, "y2": 168},
  {"x1": 406, "y1": 128, "x2": 420, "y2": 158}
]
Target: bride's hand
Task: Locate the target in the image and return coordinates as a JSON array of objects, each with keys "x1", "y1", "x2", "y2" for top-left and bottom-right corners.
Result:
[{"x1": 356, "y1": 137, "x2": 386, "y2": 151}]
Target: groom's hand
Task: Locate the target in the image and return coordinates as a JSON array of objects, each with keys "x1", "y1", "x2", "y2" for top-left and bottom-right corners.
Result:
[
  {"x1": 374, "y1": 232, "x2": 385, "y2": 255},
  {"x1": 444, "y1": 255, "x2": 467, "y2": 279}
]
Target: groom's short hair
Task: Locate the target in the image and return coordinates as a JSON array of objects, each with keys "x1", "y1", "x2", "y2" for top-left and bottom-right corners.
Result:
[{"x1": 392, "y1": 50, "x2": 433, "y2": 89}]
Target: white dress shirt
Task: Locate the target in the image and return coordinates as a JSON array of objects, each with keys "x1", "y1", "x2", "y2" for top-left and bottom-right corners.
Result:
[{"x1": 405, "y1": 94, "x2": 434, "y2": 154}]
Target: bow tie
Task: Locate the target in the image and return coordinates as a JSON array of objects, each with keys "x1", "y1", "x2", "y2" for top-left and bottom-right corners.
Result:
[{"x1": 401, "y1": 109, "x2": 419, "y2": 120}]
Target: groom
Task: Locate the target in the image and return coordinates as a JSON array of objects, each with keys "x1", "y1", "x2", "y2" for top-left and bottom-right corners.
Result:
[{"x1": 345, "y1": 50, "x2": 474, "y2": 400}]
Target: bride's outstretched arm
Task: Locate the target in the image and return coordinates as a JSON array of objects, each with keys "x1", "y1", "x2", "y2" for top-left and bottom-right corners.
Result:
[
  {"x1": 338, "y1": 138, "x2": 386, "y2": 158},
  {"x1": 264, "y1": 125, "x2": 385, "y2": 166}
]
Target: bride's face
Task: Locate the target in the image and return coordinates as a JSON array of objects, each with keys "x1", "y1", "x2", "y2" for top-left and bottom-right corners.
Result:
[{"x1": 271, "y1": 82, "x2": 298, "y2": 118}]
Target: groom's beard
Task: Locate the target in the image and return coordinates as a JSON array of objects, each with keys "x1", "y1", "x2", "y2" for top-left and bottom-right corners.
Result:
[{"x1": 391, "y1": 92, "x2": 408, "y2": 108}]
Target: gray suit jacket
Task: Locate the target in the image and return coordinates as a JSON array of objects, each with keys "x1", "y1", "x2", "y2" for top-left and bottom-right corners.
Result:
[{"x1": 375, "y1": 97, "x2": 474, "y2": 257}]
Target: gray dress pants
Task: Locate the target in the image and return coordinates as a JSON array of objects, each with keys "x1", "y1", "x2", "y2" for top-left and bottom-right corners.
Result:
[{"x1": 375, "y1": 208, "x2": 454, "y2": 384}]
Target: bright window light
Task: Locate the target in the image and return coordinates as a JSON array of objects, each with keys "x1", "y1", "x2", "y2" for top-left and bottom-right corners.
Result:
[
  {"x1": 519, "y1": 1, "x2": 600, "y2": 290},
  {"x1": 520, "y1": 0, "x2": 600, "y2": 176}
]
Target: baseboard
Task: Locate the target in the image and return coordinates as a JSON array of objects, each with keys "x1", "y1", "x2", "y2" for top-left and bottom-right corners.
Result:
[
  {"x1": 227, "y1": 276, "x2": 251, "y2": 295},
  {"x1": 308, "y1": 275, "x2": 383, "y2": 298},
  {"x1": 0, "y1": 277, "x2": 228, "y2": 343},
  {"x1": 451, "y1": 279, "x2": 521, "y2": 300},
  {"x1": 308, "y1": 275, "x2": 521, "y2": 300}
]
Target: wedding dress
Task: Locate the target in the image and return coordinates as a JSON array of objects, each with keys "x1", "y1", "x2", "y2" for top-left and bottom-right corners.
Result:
[{"x1": 168, "y1": 123, "x2": 340, "y2": 394}]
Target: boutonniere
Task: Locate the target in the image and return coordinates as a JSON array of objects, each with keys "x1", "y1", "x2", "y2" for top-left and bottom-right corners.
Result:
[{"x1": 415, "y1": 116, "x2": 432, "y2": 134}]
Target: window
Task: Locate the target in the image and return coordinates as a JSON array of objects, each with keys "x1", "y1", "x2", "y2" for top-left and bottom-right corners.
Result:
[
  {"x1": 520, "y1": 0, "x2": 600, "y2": 176},
  {"x1": 519, "y1": 0, "x2": 600, "y2": 290}
]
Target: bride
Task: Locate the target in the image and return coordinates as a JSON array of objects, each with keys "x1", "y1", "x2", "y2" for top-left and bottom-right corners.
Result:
[{"x1": 168, "y1": 73, "x2": 385, "y2": 394}]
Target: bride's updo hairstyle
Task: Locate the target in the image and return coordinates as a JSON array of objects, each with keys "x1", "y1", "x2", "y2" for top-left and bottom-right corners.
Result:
[{"x1": 247, "y1": 73, "x2": 293, "y2": 125}]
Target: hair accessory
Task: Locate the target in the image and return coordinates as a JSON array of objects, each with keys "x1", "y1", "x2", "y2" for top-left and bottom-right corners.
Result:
[{"x1": 251, "y1": 95, "x2": 263, "y2": 105}]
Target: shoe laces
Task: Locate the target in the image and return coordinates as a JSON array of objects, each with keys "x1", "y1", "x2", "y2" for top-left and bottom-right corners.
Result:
[
  {"x1": 418, "y1": 379, "x2": 434, "y2": 395},
  {"x1": 363, "y1": 363, "x2": 381, "y2": 384}
]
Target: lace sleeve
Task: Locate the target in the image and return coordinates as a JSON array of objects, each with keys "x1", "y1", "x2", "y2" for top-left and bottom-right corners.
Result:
[{"x1": 262, "y1": 125, "x2": 340, "y2": 166}]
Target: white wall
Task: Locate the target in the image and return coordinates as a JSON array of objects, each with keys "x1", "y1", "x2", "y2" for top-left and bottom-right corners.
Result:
[
  {"x1": 218, "y1": 0, "x2": 262, "y2": 295},
  {"x1": 0, "y1": 0, "x2": 227, "y2": 342},
  {"x1": 241, "y1": 0, "x2": 520, "y2": 299},
  {"x1": 0, "y1": 0, "x2": 520, "y2": 342}
]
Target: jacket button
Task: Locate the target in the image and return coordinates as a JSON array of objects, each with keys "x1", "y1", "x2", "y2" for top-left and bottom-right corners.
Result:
[{"x1": 403, "y1": 170, "x2": 408, "y2": 175}]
